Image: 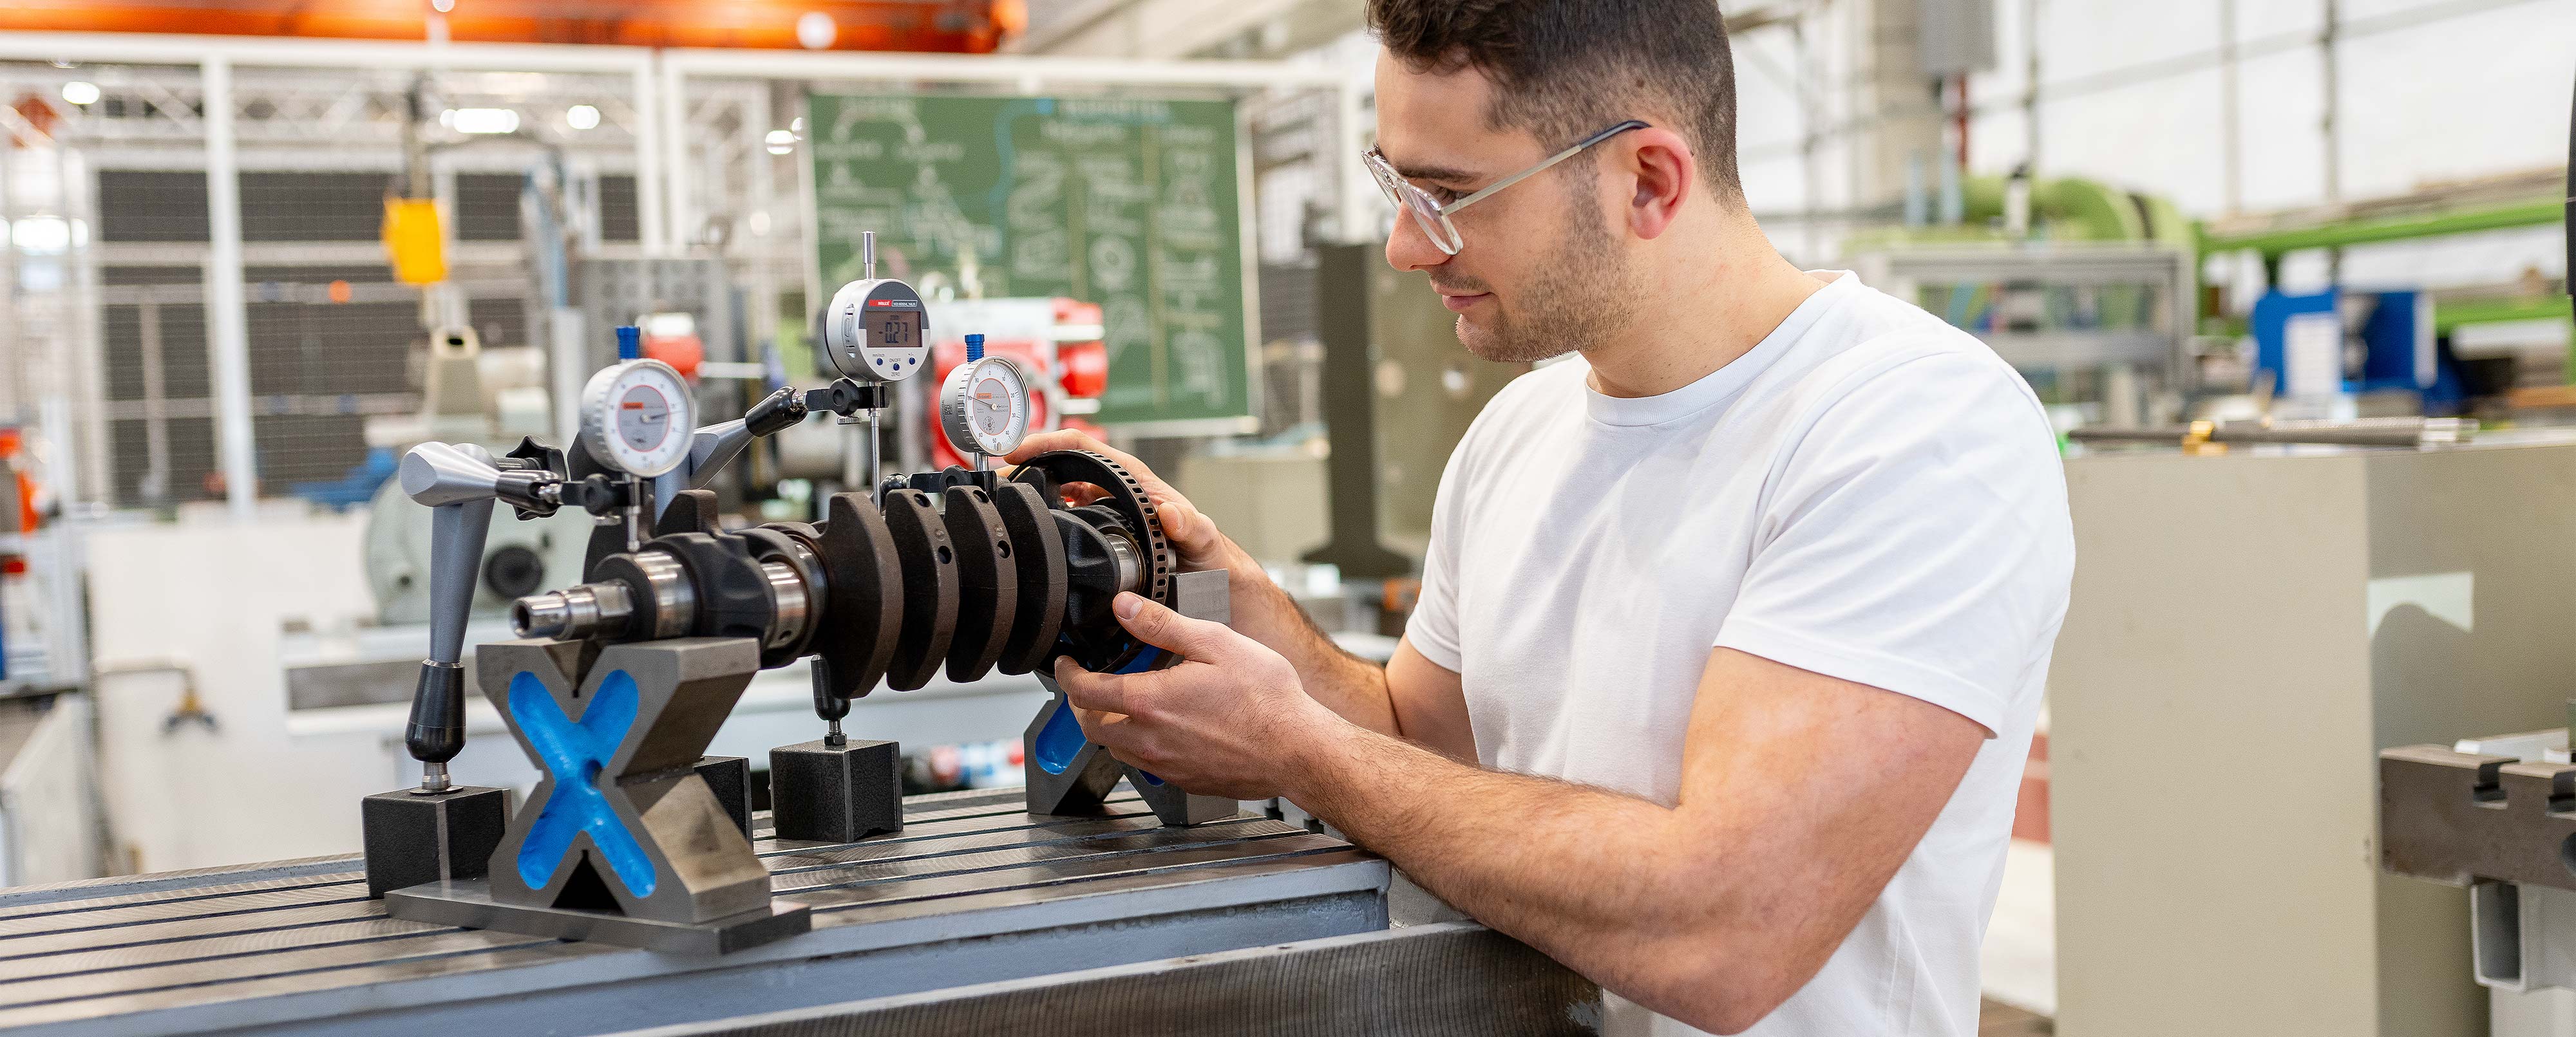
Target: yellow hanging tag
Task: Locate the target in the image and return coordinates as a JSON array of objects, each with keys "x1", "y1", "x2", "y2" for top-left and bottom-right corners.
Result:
[{"x1": 381, "y1": 198, "x2": 448, "y2": 285}]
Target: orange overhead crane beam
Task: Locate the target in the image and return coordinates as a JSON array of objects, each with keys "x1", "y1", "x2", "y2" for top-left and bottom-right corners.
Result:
[{"x1": 0, "y1": 0, "x2": 1026, "y2": 53}]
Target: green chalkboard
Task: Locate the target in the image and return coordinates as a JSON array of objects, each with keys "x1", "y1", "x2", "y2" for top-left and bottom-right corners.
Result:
[{"x1": 806, "y1": 94, "x2": 1256, "y2": 432}]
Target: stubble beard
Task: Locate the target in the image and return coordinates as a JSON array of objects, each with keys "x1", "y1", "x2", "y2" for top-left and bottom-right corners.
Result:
[{"x1": 1441, "y1": 193, "x2": 1638, "y2": 365}]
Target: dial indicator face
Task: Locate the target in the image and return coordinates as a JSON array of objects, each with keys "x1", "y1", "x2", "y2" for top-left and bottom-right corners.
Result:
[
  {"x1": 578, "y1": 359, "x2": 695, "y2": 477},
  {"x1": 616, "y1": 386, "x2": 672, "y2": 450},
  {"x1": 942, "y1": 356, "x2": 1032, "y2": 458}
]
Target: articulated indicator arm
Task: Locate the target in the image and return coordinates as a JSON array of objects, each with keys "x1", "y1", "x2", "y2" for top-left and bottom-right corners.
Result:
[
  {"x1": 679, "y1": 386, "x2": 810, "y2": 493},
  {"x1": 395, "y1": 442, "x2": 506, "y2": 793}
]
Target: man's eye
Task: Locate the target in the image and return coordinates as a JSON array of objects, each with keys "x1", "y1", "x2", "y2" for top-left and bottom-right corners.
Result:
[{"x1": 1424, "y1": 186, "x2": 1464, "y2": 205}]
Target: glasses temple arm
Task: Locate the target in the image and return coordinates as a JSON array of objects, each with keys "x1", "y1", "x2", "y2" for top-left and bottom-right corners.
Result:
[{"x1": 1437, "y1": 120, "x2": 1651, "y2": 217}]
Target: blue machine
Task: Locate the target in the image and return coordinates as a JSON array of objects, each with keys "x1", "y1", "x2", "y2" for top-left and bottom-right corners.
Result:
[{"x1": 2249, "y1": 287, "x2": 2463, "y2": 411}]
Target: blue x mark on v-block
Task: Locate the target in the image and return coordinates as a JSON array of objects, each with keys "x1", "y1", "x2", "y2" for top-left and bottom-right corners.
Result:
[{"x1": 509, "y1": 669, "x2": 659, "y2": 897}]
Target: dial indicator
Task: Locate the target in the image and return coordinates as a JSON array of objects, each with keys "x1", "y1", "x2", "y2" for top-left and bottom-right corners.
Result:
[
  {"x1": 578, "y1": 359, "x2": 695, "y2": 477},
  {"x1": 941, "y1": 355, "x2": 1033, "y2": 459},
  {"x1": 823, "y1": 278, "x2": 930, "y2": 384}
]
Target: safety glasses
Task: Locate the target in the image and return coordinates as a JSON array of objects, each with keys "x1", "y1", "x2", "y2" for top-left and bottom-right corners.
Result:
[{"x1": 1363, "y1": 119, "x2": 1650, "y2": 256}]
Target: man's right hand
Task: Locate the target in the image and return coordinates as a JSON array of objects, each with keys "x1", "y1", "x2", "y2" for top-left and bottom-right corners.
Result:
[
  {"x1": 1005, "y1": 429, "x2": 1440, "y2": 749},
  {"x1": 1001, "y1": 429, "x2": 1258, "y2": 588}
]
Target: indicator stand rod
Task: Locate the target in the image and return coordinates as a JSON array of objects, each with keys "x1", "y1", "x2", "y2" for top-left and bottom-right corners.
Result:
[
  {"x1": 862, "y1": 230, "x2": 876, "y2": 281},
  {"x1": 805, "y1": 377, "x2": 891, "y2": 503},
  {"x1": 621, "y1": 474, "x2": 648, "y2": 552},
  {"x1": 844, "y1": 409, "x2": 880, "y2": 503}
]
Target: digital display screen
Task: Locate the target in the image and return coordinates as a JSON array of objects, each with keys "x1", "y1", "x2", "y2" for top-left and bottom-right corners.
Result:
[{"x1": 867, "y1": 310, "x2": 920, "y2": 351}]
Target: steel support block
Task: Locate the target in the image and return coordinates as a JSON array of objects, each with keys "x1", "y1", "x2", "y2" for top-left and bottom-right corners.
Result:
[{"x1": 2382, "y1": 743, "x2": 2576, "y2": 891}]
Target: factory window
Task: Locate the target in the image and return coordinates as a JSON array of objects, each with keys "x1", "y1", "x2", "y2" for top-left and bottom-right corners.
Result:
[
  {"x1": 95, "y1": 171, "x2": 210, "y2": 243},
  {"x1": 598, "y1": 174, "x2": 641, "y2": 242},
  {"x1": 100, "y1": 267, "x2": 216, "y2": 506},
  {"x1": 241, "y1": 173, "x2": 386, "y2": 241},
  {"x1": 455, "y1": 173, "x2": 525, "y2": 241}
]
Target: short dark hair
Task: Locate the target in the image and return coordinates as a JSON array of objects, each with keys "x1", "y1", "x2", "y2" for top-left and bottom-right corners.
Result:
[{"x1": 1367, "y1": 0, "x2": 1744, "y2": 203}]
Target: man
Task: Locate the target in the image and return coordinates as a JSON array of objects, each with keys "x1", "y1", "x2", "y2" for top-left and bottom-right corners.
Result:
[{"x1": 1005, "y1": 1, "x2": 2072, "y2": 1033}]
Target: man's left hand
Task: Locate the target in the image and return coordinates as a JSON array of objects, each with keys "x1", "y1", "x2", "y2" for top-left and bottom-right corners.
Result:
[{"x1": 1052, "y1": 592, "x2": 1345, "y2": 801}]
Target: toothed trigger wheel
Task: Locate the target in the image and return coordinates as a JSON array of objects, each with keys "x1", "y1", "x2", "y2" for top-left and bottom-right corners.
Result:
[{"x1": 1009, "y1": 451, "x2": 1175, "y2": 675}]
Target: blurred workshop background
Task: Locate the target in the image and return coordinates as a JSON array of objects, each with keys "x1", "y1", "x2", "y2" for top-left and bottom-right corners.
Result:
[{"x1": 0, "y1": 1, "x2": 2568, "y2": 1035}]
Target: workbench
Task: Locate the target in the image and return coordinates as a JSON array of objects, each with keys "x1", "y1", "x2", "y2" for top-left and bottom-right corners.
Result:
[{"x1": 0, "y1": 786, "x2": 1387, "y2": 1037}]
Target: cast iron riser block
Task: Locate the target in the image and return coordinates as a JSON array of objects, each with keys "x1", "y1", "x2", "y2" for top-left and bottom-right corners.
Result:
[
  {"x1": 361, "y1": 785, "x2": 511, "y2": 899},
  {"x1": 768, "y1": 738, "x2": 904, "y2": 843}
]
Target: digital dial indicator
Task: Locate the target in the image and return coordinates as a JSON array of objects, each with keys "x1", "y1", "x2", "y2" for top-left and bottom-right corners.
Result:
[
  {"x1": 940, "y1": 355, "x2": 1033, "y2": 458},
  {"x1": 823, "y1": 277, "x2": 929, "y2": 384},
  {"x1": 578, "y1": 359, "x2": 695, "y2": 477}
]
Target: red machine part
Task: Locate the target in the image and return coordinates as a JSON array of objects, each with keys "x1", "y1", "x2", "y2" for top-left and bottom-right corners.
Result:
[
  {"x1": 641, "y1": 333, "x2": 704, "y2": 380},
  {"x1": 0, "y1": 427, "x2": 35, "y2": 574},
  {"x1": 638, "y1": 312, "x2": 705, "y2": 379},
  {"x1": 922, "y1": 301, "x2": 1112, "y2": 471},
  {"x1": 1053, "y1": 301, "x2": 1110, "y2": 398},
  {"x1": 0, "y1": 1, "x2": 1024, "y2": 52}
]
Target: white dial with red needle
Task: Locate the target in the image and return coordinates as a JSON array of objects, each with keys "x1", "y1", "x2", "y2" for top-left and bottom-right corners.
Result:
[
  {"x1": 940, "y1": 353, "x2": 1032, "y2": 459},
  {"x1": 576, "y1": 359, "x2": 695, "y2": 477}
]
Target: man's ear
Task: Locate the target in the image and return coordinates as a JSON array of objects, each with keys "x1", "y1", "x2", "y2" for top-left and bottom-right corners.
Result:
[{"x1": 1624, "y1": 126, "x2": 1697, "y2": 241}]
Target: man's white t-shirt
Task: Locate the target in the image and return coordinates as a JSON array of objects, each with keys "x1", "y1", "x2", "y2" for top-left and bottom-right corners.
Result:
[{"x1": 1403, "y1": 271, "x2": 2073, "y2": 1037}]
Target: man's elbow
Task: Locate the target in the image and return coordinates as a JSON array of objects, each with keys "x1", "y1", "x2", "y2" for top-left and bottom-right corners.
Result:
[
  {"x1": 1637, "y1": 944, "x2": 1808, "y2": 1035},
  {"x1": 1670, "y1": 981, "x2": 1799, "y2": 1036}
]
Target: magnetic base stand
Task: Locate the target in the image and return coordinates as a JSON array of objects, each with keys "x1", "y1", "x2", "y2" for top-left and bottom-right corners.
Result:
[
  {"x1": 385, "y1": 879, "x2": 812, "y2": 955},
  {"x1": 361, "y1": 785, "x2": 511, "y2": 899},
  {"x1": 768, "y1": 738, "x2": 904, "y2": 843}
]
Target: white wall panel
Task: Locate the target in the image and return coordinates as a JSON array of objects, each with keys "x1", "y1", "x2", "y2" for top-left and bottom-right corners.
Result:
[
  {"x1": 2039, "y1": 67, "x2": 2229, "y2": 213},
  {"x1": 1731, "y1": 28, "x2": 1813, "y2": 157},
  {"x1": 1969, "y1": 106, "x2": 2031, "y2": 174},
  {"x1": 2238, "y1": 0, "x2": 2325, "y2": 42},
  {"x1": 2340, "y1": 224, "x2": 2566, "y2": 290},
  {"x1": 2035, "y1": 0, "x2": 2221, "y2": 85},
  {"x1": 1740, "y1": 154, "x2": 1812, "y2": 214},
  {"x1": 2334, "y1": 2, "x2": 2576, "y2": 200},
  {"x1": 2233, "y1": 46, "x2": 2328, "y2": 213}
]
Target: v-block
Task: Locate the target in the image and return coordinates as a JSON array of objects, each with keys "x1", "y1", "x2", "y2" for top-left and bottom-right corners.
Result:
[
  {"x1": 386, "y1": 637, "x2": 811, "y2": 953},
  {"x1": 1021, "y1": 570, "x2": 1240, "y2": 828},
  {"x1": 483, "y1": 637, "x2": 770, "y2": 923}
]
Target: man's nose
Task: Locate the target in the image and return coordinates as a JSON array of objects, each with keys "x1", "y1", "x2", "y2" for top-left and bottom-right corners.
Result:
[{"x1": 1383, "y1": 214, "x2": 1449, "y2": 273}]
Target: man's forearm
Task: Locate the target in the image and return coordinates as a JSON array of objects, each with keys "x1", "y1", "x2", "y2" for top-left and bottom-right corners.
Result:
[
  {"x1": 1208, "y1": 546, "x2": 1401, "y2": 736},
  {"x1": 1282, "y1": 722, "x2": 1763, "y2": 1025}
]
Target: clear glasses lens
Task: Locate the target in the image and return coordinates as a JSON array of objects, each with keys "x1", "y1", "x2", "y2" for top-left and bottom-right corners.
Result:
[
  {"x1": 1367, "y1": 151, "x2": 1463, "y2": 255},
  {"x1": 1401, "y1": 192, "x2": 1461, "y2": 254}
]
